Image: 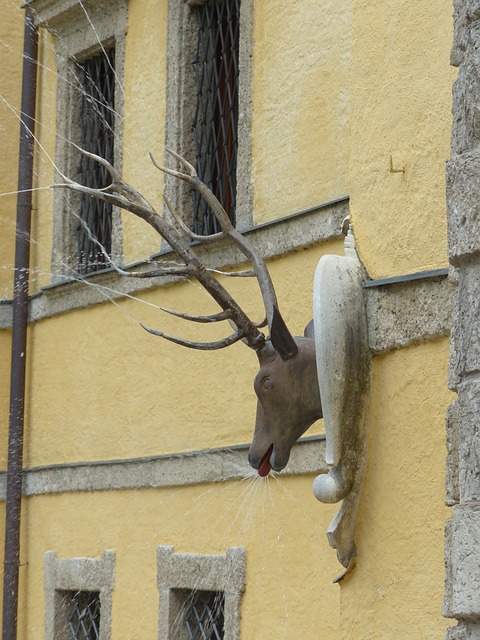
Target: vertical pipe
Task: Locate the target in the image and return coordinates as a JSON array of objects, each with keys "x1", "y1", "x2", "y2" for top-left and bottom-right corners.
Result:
[{"x1": 2, "y1": 10, "x2": 38, "y2": 640}]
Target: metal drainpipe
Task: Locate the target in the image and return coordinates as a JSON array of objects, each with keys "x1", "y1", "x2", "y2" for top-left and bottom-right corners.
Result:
[{"x1": 2, "y1": 9, "x2": 38, "y2": 640}]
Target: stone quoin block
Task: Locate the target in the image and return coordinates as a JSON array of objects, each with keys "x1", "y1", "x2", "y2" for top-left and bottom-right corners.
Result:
[
  {"x1": 446, "y1": 401, "x2": 460, "y2": 506},
  {"x1": 447, "y1": 152, "x2": 480, "y2": 263},
  {"x1": 450, "y1": 0, "x2": 480, "y2": 67},
  {"x1": 446, "y1": 623, "x2": 480, "y2": 640},
  {"x1": 468, "y1": 1, "x2": 480, "y2": 22},
  {"x1": 452, "y1": 0, "x2": 468, "y2": 67},
  {"x1": 453, "y1": 263, "x2": 480, "y2": 378},
  {"x1": 446, "y1": 624, "x2": 467, "y2": 640},
  {"x1": 449, "y1": 269, "x2": 461, "y2": 391},
  {"x1": 451, "y1": 27, "x2": 480, "y2": 155},
  {"x1": 458, "y1": 378, "x2": 480, "y2": 503},
  {"x1": 444, "y1": 504, "x2": 480, "y2": 619}
]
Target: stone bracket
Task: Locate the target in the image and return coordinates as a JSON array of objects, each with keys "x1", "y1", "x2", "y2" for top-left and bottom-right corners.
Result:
[{"x1": 311, "y1": 229, "x2": 371, "y2": 573}]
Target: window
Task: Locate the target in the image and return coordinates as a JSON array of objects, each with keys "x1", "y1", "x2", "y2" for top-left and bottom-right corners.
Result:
[
  {"x1": 191, "y1": 0, "x2": 240, "y2": 235},
  {"x1": 172, "y1": 589, "x2": 225, "y2": 639},
  {"x1": 32, "y1": 0, "x2": 127, "y2": 282},
  {"x1": 164, "y1": 0, "x2": 253, "y2": 234},
  {"x1": 44, "y1": 550, "x2": 115, "y2": 640},
  {"x1": 157, "y1": 546, "x2": 246, "y2": 640},
  {"x1": 57, "y1": 591, "x2": 101, "y2": 640},
  {"x1": 77, "y1": 48, "x2": 116, "y2": 274}
]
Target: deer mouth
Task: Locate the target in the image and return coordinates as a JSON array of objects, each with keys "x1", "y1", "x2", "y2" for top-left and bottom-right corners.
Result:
[{"x1": 258, "y1": 444, "x2": 274, "y2": 477}]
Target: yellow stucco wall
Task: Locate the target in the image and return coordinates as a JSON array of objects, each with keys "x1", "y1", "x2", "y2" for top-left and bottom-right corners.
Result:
[
  {"x1": 15, "y1": 0, "x2": 455, "y2": 280},
  {"x1": 121, "y1": 0, "x2": 168, "y2": 264},
  {"x1": 252, "y1": 0, "x2": 351, "y2": 222},
  {"x1": 0, "y1": 331, "x2": 12, "y2": 469},
  {"x1": 20, "y1": 478, "x2": 341, "y2": 640},
  {"x1": 0, "y1": 1, "x2": 24, "y2": 298},
  {"x1": 349, "y1": 0, "x2": 456, "y2": 278},
  {"x1": 30, "y1": 28, "x2": 56, "y2": 293},
  {"x1": 16, "y1": 339, "x2": 453, "y2": 640},
  {"x1": 342, "y1": 338, "x2": 454, "y2": 639},
  {"x1": 0, "y1": 0, "x2": 456, "y2": 638}
]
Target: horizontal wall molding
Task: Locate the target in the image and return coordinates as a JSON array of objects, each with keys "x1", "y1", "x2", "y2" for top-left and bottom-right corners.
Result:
[
  {"x1": 365, "y1": 269, "x2": 452, "y2": 354},
  {"x1": 0, "y1": 436, "x2": 327, "y2": 499},
  {"x1": 0, "y1": 267, "x2": 451, "y2": 354},
  {"x1": 0, "y1": 198, "x2": 348, "y2": 328},
  {"x1": 362, "y1": 267, "x2": 449, "y2": 288},
  {"x1": 0, "y1": 195, "x2": 452, "y2": 354}
]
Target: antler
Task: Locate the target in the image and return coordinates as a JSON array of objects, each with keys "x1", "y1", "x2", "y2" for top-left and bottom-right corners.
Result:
[
  {"x1": 53, "y1": 146, "x2": 273, "y2": 350},
  {"x1": 151, "y1": 149, "x2": 279, "y2": 328}
]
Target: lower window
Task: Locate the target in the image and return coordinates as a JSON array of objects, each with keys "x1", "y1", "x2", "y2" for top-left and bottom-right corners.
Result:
[
  {"x1": 174, "y1": 589, "x2": 225, "y2": 639},
  {"x1": 44, "y1": 551, "x2": 115, "y2": 640},
  {"x1": 157, "y1": 546, "x2": 246, "y2": 640},
  {"x1": 57, "y1": 591, "x2": 101, "y2": 640}
]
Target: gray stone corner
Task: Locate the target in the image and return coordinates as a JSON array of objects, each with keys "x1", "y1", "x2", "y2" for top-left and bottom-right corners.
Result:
[
  {"x1": 446, "y1": 0, "x2": 480, "y2": 634},
  {"x1": 444, "y1": 504, "x2": 480, "y2": 621},
  {"x1": 447, "y1": 152, "x2": 480, "y2": 265},
  {"x1": 458, "y1": 378, "x2": 480, "y2": 503},
  {"x1": 446, "y1": 401, "x2": 460, "y2": 507},
  {"x1": 468, "y1": 1, "x2": 480, "y2": 23},
  {"x1": 452, "y1": 262, "x2": 480, "y2": 379},
  {"x1": 446, "y1": 624, "x2": 468, "y2": 640},
  {"x1": 446, "y1": 623, "x2": 480, "y2": 640}
]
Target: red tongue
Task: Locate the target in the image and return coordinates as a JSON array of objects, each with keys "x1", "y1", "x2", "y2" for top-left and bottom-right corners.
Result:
[{"x1": 258, "y1": 444, "x2": 273, "y2": 477}]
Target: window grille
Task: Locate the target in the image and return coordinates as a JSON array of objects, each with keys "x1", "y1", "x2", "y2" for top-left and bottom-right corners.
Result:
[
  {"x1": 62, "y1": 591, "x2": 101, "y2": 640},
  {"x1": 183, "y1": 590, "x2": 225, "y2": 640},
  {"x1": 77, "y1": 48, "x2": 115, "y2": 274},
  {"x1": 191, "y1": 0, "x2": 240, "y2": 235}
]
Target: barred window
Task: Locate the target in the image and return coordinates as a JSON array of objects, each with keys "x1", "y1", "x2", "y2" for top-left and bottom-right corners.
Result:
[
  {"x1": 77, "y1": 48, "x2": 116, "y2": 274},
  {"x1": 178, "y1": 589, "x2": 225, "y2": 639},
  {"x1": 44, "y1": 550, "x2": 115, "y2": 640},
  {"x1": 157, "y1": 546, "x2": 245, "y2": 640},
  {"x1": 59, "y1": 591, "x2": 101, "y2": 640},
  {"x1": 191, "y1": 0, "x2": 240, "y2": 235}
]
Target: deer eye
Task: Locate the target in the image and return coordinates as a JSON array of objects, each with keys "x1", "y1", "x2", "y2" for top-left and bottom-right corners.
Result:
[{"x1": 262, "y1": 377, "x2": 272, "y2": 390}]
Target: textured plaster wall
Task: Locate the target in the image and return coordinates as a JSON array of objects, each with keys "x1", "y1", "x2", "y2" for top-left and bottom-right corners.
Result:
[
  {"x1": 0, "y1": 331, "x2": 12, "y2": 469},
  {"x1": 17, "y1": 342, "x2": 453, "y2": 640},
  {"x1": 252, "y1": 0, "x2": 351, "y2": 222},
  {"x1": 21, "y1": 477, "x2": 341, "y2": 640},
  {"x1": 22, "y1": 0, "x2": 167, "y2": 282},
  {"x1": 349, "y1": 0, "x2": 456, "y2": 279},
  {"x1": 0, "y1": 0, "x2": 458, "y2": 639},
  {"x1": 30, "y1": 29, "x2": 57, "y2": 293},
  {"x1": 121, "y1": 0, "x2": 168, "y2": 264},
  {"x1": 341, "y1": 338, "x2": 454, "y2": 639},
  {"x1": 121, "y1": 0, "x2": 352, "y2": 258},
  {"x1": 0, "y1": 1, "x2": 24, "y2": 298}
]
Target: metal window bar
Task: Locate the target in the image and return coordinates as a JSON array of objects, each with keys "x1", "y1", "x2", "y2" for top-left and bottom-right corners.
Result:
[
  {"x1": 183, "y1": 590, "x2": 225, "y2": 640},
  {"x1": 65, "y1": 591, "x2": 101, "y2": 640},
  {"x1": 191, "y1": 0, "x2": 240, "y2": 235},
  {"x1": 77, "y1": 48, "x2": 115, "y2": 274}
]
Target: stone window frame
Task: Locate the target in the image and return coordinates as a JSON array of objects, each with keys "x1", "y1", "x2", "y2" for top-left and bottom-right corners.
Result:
[
  {"x1": 164, "y1": 0, "x2": 254, "y2": 233},
  {"x1": 32, "y1": 0, "x2": 128, "y2": 282},
  {"x1": 156, "y1": 545, "x2": 246, "y2": 640},
  {"x1": 43, "y1": 550, "x2": 116, "y2": 640}
]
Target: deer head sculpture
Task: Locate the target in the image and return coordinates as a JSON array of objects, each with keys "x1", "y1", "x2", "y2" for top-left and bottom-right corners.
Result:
[{"x1": 54, "y1": 148, "x2": 322, "y2": 476}]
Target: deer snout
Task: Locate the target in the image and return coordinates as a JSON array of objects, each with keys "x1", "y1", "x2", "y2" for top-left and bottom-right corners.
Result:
[{"x1": 248, "y1": 437, "x2": 272, "y2": 470}]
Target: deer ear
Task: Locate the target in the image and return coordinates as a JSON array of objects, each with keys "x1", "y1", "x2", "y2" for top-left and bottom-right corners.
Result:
[
  {"x1": 304, "y1": 319, "x2": 315, "y2": 339},
  {"x1": 270, "y1": 306, "x2": 299, "y2": 360}
]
